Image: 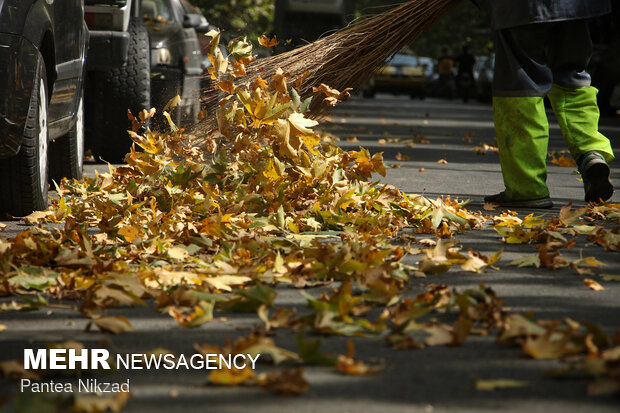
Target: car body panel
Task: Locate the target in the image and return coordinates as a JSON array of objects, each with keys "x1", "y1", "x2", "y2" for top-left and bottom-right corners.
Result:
[
  {"x1": 0, "y1": 0, "x2": 87, "y2": 158},
  {"x1": 371, "y1": 54, "x2": 426, "y2": 96}
]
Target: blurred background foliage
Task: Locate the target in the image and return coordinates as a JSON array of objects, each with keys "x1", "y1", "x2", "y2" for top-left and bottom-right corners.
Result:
[{"x1": 191, "y1": 0, "x2": 491, "y2": 58}]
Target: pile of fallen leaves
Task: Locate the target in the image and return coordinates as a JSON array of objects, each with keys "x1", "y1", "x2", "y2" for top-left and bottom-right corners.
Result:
[
  {"x1": 0, "y1": 32, "x2": 484, "y2": 325},
  {"x1": 0, "y1": 32, "x2": 619, "y2": 409}
]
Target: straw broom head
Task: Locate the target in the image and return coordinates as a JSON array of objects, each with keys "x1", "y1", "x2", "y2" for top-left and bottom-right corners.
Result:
[{"x1": 199, "y1": 0, "x2": 461, "y2": 129}]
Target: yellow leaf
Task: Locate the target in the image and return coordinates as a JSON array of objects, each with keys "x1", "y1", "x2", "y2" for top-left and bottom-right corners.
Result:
[
  {"x1": 475, "y1": 379, "x2": 529, "y2": 391},
  {"x1": 584, "y1": 278, "x2": 605, "y2": 291},
  {"x1": 204, "y1": 275, "x2": 251, "y2": 292},
  {"x1": 288, "y1": 112, "x2": 318, "y2": 136},
  {"x1": 168, "y1": 246, "x2": 189, "y2": 260},
  {"x1": 91, "y1": 316, "x2": 133, "y2": 334},
  {"x1": 118, "y1": 225, "x2": 140, "y2": 242},
  {"x1": 209, "y1": 365, "x2": 255, "y2": 385},
  {"x1": 258, "y1": 34, "x2": 279, "y2": 48}
]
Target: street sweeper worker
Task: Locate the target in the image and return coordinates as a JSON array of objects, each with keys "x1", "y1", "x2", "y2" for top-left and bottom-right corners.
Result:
[{"x1": 484, "y1": 0, "x2": 615, "y2": 208}]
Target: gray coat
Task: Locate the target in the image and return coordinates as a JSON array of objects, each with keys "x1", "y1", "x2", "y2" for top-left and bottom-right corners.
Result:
[{"x1": 487, "y1": 0, "x2": 612, "y2": 30}]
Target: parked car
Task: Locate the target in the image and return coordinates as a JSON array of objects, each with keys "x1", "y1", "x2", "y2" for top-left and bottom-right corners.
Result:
[
  {"x1": 363, "y1": 53, "x2": 426, "y2": 99},
  {"x1": 143, "y1": 0, "x2": 207, "y2": 127},
  {"x1": 84, "y1": 0, "x2": 151, "y2": 162},
  {"x1": 0, "y1": 0, "x2": 88, "y2": 216},
  {"x1": 84, "y1": 0, "x2": 206, "y2": 162}
]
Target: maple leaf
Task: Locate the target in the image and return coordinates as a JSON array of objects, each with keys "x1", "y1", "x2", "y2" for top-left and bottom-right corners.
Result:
[{"x1": 258, "y1": 34, "x2": 279, "y2": 48}]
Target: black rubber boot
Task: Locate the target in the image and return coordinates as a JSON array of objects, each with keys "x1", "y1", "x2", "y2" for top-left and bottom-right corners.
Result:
[
  {"x1": 578, "y1": 151, "x2": 614, "y2": 203},
  {"x1": 484, "y1": 192, "x2": 553, "y2": 209}
]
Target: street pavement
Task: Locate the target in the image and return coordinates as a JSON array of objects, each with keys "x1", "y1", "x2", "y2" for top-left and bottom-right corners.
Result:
[{"x1": 0, "y1": 95, "x2": 619, "y2": 412}]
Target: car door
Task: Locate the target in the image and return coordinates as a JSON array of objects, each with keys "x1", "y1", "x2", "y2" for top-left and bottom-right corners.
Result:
[{"x1": 47, "y1": 0, "x2": 87, "y2": 126}]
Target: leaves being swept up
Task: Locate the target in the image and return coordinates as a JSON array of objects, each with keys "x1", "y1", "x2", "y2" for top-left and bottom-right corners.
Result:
[
  {"x1": 258, "y1": 34, "x2": 279, "y2": 48},
  {"x1": 312, "y1": 83, "x2": 352, "y2": 107},
  {"x1": 337, "y1": 339, "x2": 384, "y2": 375},
  {"x1": 475, "y1": 379, "x2": 529, "y2": 391}
]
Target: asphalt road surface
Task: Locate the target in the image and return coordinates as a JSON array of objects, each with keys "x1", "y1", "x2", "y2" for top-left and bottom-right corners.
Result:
[{"x1": 1, "y1": 95, "x2": 619, "y2": 413}]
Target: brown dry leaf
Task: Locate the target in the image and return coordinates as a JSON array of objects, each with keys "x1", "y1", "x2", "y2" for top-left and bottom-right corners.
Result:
[
  {"x1": 437, "y1": 159, "x2": 448, "y2": 164},
  {"x1": 0, "y1": 360, "x2": 41, "y2": 380},
  {"x1": 258, "y1": 34, "x2": 279, "y2": 48},
  {"x1": 462, "y1": 132, "x2": 475, "y2": 142},
  {"x1": 256, "y1": 368, "x2": 309, "y2": 395},
  {"x1": 74, "y1": 392, "x2": 130, "y2": 413},
  {"x1": 378, "y1": 139, "x2": 386, "y2": 145},
  {"x1": 419, "y1": 168, "x2": 425, "y2": 173},
  {"x1": 313, "y1": 83, "x2": 352, "y2": 101},
  {"x1": 169, "y1": 301, "x2": 214, "y2": 328},
  {"x1": 395, "y1": 152, "x2": 410, "y2": 161},
  {"x1": 90, "y1": 316, "x2": 133, "y2": 334},
  {"x1": 483, "y1": 202, "x2": 498, "y2": 211},
  {"x1": 584, "y1": 278, "x2": 605, "y2": 291},
  {"x1": 217, "y1": 77, "x2": 236, "y2": 94},
  {"x1": 424, "y1": 324, "x2": 454, "y2": 346},
  {"x1": 551, "y1": 154, "x2": 576, "y2": 167},
  {"x1": 209, "y1": 366, "x2": 255, "y2": 386},
  {"x1": 475, "y1": 379, "x2": 529, "y2": 391},
  {"x1": 474, "y1": 144, "x2": 498, "y2": 155},
  {"x1": 337, "y1": 340, "x2": 384, "y2": 375}
]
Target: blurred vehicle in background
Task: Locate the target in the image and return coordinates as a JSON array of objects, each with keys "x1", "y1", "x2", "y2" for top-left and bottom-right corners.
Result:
[
  {"x1": 144, "y1": 0, "x2": 207, "y2": 127},
  {"x1": 418, "y1": 56, "x2": 436, "y2": 79},
  {"x1": 363, "y1": 53, "x2": 426, "y2": 99},
  {"x1": 0, "y1": 0, "x2": 88, "y2": 216}
]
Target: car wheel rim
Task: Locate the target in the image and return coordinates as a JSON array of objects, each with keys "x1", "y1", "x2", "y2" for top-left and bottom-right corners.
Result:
[
  {"x1": 76, "y1": 97, "x2": 84, "y2": 172},
  {"x1": 38, "y1": 78, "x2": 48, "y2": 196}
]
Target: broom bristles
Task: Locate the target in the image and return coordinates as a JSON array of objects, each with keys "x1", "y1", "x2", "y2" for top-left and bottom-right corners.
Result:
[{"x1": 199, "y1": 0, "x2": 461, "y2": 128}]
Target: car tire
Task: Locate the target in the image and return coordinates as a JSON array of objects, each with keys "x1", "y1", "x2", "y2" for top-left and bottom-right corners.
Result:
[
  {"x1": 0, "y1": 60, "x2": 49, "y2": 216},
  {"x1": 49, "y1": 94, "x2": 84, "y2": 182},
  {"x1": 87, "y1": 18, "x2": 150, "y2": 163}
]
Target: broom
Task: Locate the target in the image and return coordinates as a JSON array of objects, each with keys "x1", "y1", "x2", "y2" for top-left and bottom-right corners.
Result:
[{"x1": 199, "y1": 0, "x2": 462, "y2": 126}]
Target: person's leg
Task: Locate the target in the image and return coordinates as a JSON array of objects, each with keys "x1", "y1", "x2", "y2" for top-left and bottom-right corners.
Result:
[
  {"x1": 488, "y1": 24, "x2": 554, "y2": 207},
  {"x1": 546, "y1": 20, "x2": 614, "y2": 202},
  {"x1": 493, "y1": 96, "x2": 551, "y2": 201}
]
